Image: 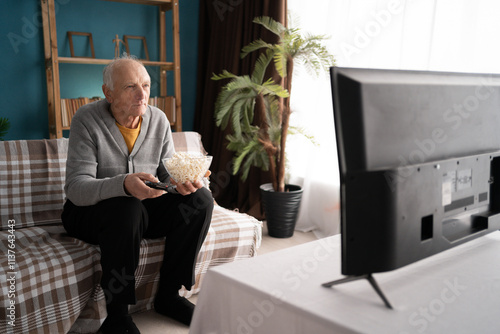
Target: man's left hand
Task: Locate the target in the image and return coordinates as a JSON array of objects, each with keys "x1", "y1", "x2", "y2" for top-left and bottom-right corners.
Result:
[{"x1": 171, "y1": 171, "x2": 211, "y2": 196}]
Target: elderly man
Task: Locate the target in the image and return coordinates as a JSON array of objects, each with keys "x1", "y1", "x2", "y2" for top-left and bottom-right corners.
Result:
[{"x1": 61, "y1": 55, "x2": 213, "y2": 334}]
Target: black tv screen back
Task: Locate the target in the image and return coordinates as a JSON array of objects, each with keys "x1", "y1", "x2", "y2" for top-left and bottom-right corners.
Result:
[{"x1": 330, "y1": 67, "x2": 500, "y2": 276}]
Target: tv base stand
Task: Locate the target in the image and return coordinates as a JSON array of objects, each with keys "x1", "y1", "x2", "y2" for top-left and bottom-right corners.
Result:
[{"x1": 322, "y1": 274, "x2": 393, "y2": 309}]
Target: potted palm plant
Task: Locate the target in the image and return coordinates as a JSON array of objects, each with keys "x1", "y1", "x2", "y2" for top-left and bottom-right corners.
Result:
[{"x1": 213, "y1": 16, "x2": 335, "y2": 237}]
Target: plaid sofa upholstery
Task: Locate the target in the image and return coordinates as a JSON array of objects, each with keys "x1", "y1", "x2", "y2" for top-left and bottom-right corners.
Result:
[{"x1": 0, "y1": 133, "x2": 262, "y2": 334}]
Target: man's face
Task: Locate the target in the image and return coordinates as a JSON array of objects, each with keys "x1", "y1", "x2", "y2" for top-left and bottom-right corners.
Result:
[{"x1": 104, "y1": 59, "x2": 151, "y2": 119}]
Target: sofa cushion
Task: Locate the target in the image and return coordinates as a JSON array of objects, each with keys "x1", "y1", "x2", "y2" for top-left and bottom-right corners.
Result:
[
  {"x1": 0, "y1": 139, "x2": 68, "y2": 230},
  {"x1": 171, "y1": 131, "x2": 207, "y2": 155}
]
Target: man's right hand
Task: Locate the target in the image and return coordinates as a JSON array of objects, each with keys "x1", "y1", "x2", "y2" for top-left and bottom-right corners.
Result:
[{"x1": 124, "y1": 173, "x2": 165, "y2": 200}]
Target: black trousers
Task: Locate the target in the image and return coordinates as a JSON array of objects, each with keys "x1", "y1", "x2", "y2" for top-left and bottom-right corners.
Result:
[{"x1": 61, "y1": 188, "x2": 213, "y2": 305}]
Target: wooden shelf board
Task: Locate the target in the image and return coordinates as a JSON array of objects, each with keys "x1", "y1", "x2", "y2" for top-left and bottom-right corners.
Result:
[
  {"x1": 58, "y1": 57, "x2": 174, "y2": 69},
  {"x1": 102, "y1": 0, "x2": 173, "y2": 7}
]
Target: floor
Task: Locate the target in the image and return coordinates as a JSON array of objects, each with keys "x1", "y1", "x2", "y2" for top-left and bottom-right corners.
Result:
[{"x1": 131, "y1": 224, "x2": 317, "y2": 334}]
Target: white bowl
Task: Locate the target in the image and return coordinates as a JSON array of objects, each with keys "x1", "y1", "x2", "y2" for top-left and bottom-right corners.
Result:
[{"x1": 163, "y1": 153, "x2": 212, "y2": 183}]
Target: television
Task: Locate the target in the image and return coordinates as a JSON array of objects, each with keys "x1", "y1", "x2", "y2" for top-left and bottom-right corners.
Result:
[{"x1": 325, "y1": 67, "x2": 500, "y2": 307}]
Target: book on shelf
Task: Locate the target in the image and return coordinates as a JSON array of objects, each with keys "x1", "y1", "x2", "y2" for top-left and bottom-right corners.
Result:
[
  {"x1": 149, "y1": 96, "x2": 176, "y2": 124},
  {"x1": 61, "y1": 97, "x2": 101, "y2": 128}
]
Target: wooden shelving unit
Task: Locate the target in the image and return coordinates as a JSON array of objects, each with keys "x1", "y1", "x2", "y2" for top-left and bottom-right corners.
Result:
[{"x1": 41, "y1": 0, "x2": 182, "y2": 138}]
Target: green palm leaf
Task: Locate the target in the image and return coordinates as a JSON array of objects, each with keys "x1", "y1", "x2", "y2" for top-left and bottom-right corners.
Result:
[
  {"x1": 241, "y1": 39, "x2": 274, "y2": 59},
  {"x1": 253, "y1": 16, "x2": 286, "y2": 37},
  {"x1": 0, "y1": 117, "x2": 10, "y2": 141},
  {"x1": 252, "y1": 49, "x2": 274, "y2": 84},
  {"x1": 273, "y1": 50, "x2": 288, "y2": 78},
  {"x1": 211, "y1": 70, "x2": 237, "y2": 81}
]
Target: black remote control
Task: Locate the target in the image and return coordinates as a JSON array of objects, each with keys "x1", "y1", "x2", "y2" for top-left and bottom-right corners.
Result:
[
  {"x1": 145, "y1": 181, "x2": 167, "y2": 190},
  {"x1": 145, "y1": 181, "x2": 177, "y2": 193}
]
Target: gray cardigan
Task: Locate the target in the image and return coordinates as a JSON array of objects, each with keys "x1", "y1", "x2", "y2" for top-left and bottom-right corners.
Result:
[{"x1": 64, "y1": 99, "x2": 174, "y2": 206}]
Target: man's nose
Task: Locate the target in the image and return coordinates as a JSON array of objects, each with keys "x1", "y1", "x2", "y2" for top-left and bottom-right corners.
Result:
[{"x1": 136, "y1": 87, "x2": 146, "y2": 100}]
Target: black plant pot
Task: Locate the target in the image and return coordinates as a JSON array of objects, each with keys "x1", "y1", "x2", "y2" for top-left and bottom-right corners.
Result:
[{"x1": 260, "y1": 183, "x2": 303, "y2": 238}]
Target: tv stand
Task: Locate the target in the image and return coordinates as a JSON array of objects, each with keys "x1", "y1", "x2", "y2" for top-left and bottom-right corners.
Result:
[
  {"x1": 191, "y1": 233, "x2": 500, "y2": 334},
  {"x1": 322, "y1": 274, "x2": 393, "y2": 309}
]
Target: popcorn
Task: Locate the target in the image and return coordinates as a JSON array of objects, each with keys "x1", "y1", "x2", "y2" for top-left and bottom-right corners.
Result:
[{"x1": 163, "y1": 152, "x2": 212, "y2": 183}]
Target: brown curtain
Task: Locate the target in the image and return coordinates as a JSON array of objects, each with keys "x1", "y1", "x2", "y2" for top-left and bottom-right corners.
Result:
[{"x1": 194, "y1": 0, "x2": 287, "y2": 219}]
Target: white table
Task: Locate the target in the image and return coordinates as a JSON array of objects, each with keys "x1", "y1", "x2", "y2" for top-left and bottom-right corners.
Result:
[{"x1": 190, "y1": 232, "x2": 500, "y2": 334}]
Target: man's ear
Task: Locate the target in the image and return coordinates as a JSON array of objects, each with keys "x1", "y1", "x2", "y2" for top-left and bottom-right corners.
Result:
[{"x1": 102, "y1": 84, "x2": 113, "y2": 103}]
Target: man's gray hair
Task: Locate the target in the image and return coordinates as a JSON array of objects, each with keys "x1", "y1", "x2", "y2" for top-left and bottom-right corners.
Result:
[{"x1": 102, "y1": 54, "x2": 143, "y2": 90}]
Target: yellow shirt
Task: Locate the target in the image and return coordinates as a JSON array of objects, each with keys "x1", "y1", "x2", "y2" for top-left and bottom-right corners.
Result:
[{"x1": 116, "y1": 117, "x2": 142, "y2": 154}]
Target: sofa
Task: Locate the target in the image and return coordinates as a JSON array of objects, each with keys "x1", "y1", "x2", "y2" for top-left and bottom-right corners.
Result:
[{"x1": 0, "y1": 132, "x2": 262, "y2": 334}]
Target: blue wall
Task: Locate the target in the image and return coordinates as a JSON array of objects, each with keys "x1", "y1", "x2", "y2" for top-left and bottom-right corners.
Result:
[{"x1": 0, "y1": 0, "x2": 199, "y2": 140}]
